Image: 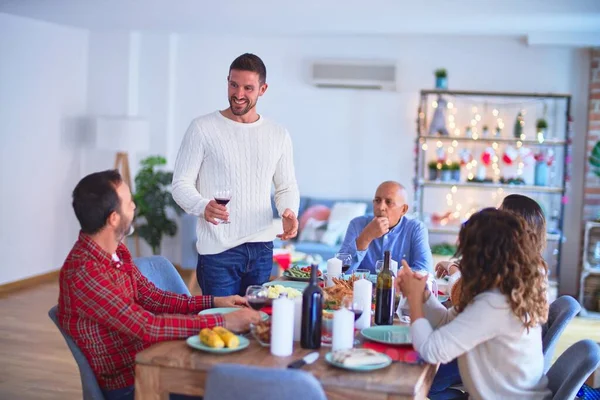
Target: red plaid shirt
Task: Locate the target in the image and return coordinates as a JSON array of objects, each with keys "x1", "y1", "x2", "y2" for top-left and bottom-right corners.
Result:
[{"x1": 57, "y1": 233, "x2": 224, "y2": 390}]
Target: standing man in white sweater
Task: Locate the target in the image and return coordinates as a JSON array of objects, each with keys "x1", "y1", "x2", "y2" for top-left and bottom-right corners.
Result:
[{"x1": 172, "y1": 53, "x2": 300, "y2": 297}]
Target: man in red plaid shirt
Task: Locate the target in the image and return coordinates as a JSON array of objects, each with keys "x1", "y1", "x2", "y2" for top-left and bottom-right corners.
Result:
[{"x1": 58, "y1": 170, "x2": 261, "y2": 400}]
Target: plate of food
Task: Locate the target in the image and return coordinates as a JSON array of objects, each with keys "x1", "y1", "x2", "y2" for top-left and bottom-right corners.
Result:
[
  {"x1": 263, "y1": 280, "x2": 307, "y2": 291},
  {"x1": 282, "y1": 266, "x2": 323, "y2": 281},
  {"x1": 198, "y1": 307, "x2": 269, "y2": 321},
  {"x1": 186, "y1": 327, "x2": 249, "y2": 353},
  {"x1": 325, "y1": 348, "x2": 392, "y2": 371},
  {"x1": 249, "y1": 320, "x2": 271, "y2": 347},
  {"x1": 322, "y1": 275, "x2": 360, "y2": 310},
  {"x1": 361, "y1": 325, "x2": 412, "y2": 345}
]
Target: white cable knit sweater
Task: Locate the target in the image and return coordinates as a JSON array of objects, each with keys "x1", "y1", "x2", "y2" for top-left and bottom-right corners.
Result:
[{"x1": 172, "y1": 111, "x2": 299, "y2": 255}]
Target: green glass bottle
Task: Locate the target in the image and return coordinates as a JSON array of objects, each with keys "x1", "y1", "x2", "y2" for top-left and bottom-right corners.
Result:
[{"x1": 374, "y1": 251, "x2": 395, "y2": 325}]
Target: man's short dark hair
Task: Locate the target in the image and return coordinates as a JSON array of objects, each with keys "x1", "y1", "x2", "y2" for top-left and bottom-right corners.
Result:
[
  {"x1": 229, "y1": 53, "x2": 267, "y2": 84},
  {"x1": 72, "y1": 169, "x2": 123, "y2": 234}
]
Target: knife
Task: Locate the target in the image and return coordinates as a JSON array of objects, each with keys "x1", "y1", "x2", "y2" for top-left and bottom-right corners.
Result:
[{"x1": 287, "y1": 352, "x2": 320, "y2": 369}]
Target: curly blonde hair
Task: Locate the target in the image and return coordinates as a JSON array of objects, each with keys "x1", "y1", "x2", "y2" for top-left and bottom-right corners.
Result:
[{"x1": 454, "y1": 208, "x2": 548, "y2": 330}]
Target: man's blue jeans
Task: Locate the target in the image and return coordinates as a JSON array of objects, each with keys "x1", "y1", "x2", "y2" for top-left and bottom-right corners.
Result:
[{"x1": 196, "y1": 242, "x2": 274, "y2": 296}]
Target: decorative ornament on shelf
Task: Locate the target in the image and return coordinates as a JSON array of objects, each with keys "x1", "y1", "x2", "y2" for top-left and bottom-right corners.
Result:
[
  {"x1": 514, "y1": 111, "x2": 525, "y2": 139},
  {"x1": 429, "y1": 96, "x2": 449, "y2": 135},
  {"x1": 502, "y1": 146, "x2": 518, "y2": 165},
  {"x1": 482, "y1": 125, "x2": 490, "y2": 137},
  {"x1": 459, "y1": 148, "x2": 473, "y2": 165},
  {"x1": 436, "y1": 146, "x2": 447, "y2": 162},
  {"x1": 465, "y1": 126, "x2": 472, "y2": 139},
  {"x1": 536, "y1": 119, "x2": 548, "y2": 143},
  {"x1": 518, "y1": 146, "x2": 535, "y2": 166},
  {"x1": 533, "y1": 150, "x2": 552, "y2": 187},
  {"x1": 481, "y1": 147, "x2": 495, "y2": 166},
  {"x1": 450, "y1": 162, "x2": 461, "y2": 181},
  {"x1": 494, "y1": 125, "x2": 502, "y2": 138},
  {"x1": 434, "y1": 68, "x2": 447, "y2": 90}
]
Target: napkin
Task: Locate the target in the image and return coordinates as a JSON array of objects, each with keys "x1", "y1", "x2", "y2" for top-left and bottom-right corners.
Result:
[
  {"x1": 331, "y1": 348, "x2": 389, "y2": 367},
  {"x1": 362, "y1": 342, "x2": 424, "y2": 365}
]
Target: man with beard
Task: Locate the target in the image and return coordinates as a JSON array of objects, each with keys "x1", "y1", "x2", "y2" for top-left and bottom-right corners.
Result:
[
  {"x1": 58, "y1": 170, "x2": 259, "y2": 400},
  {"x1": 172, "y1": 53, "x2": 300, "y2": 296},
  {"x1": 338, "y1": 181, "x2": 433, "y2": 274}
]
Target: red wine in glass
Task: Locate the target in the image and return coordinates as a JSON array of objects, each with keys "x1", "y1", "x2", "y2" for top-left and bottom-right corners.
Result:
[
  {"x1": 248, "y1": 298, "x2": 267, "y2": 311},
  {"x1": 342, "y1": 264, "x2": 351, "y2": 273},
  {"x1": 352, "y1": 309, "x2": 363, "y2": 321},
  {"x1": 213, "y1": 189, "x2": 231, "y2": 224}
]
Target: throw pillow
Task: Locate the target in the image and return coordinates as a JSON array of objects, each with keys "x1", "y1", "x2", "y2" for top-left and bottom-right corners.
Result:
[
  {"x1": 299, "y1": 205, "x2": 331, "y2": 231},
  {"x1": 299, "y1": 217, "x2": 328, "y2": 243},
  {"x1": 320, "y1": 202, "x2": 367, "y2": 247}
]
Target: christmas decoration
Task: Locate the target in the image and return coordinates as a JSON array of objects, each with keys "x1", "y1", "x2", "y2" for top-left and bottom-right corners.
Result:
[
  {"x1": 436, "y1": 146, "x2": 447, "y2": 162},
  {"x1": 514, "y1": 111, "x2": 524, "y2": 138},
  {"x1": 428, "y1": 96, "x2": 449, "y2": 135},
  {"x1": 481, "y1": 147, "x2": 495, "y2": 166},
  {"x1": 502, "y1": 146, "x2": 518, "y2": 165},
  {"x1": 459, "y1": 148, "x2": 473, "y2": 165},
  {"x1": 482, "y1": 125, "x2": 490, "y2": 137}
]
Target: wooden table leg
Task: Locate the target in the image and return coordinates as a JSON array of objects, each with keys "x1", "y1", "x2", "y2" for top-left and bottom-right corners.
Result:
[{"x1": 135, "y1": 364, "x2": 169, "y2": 400}]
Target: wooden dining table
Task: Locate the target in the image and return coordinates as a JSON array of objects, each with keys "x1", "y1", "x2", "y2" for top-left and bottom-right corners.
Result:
[{"x1": 134, "y1": 336, "x2": 438, "y2": 400}]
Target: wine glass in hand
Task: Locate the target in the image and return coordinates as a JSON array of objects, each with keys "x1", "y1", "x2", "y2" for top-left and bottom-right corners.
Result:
[
  {"x1": 213, "y1": 188, "x2": 231, "y2": 224},
  {"x1": 245, "y1": 285, "x2": 269, "y2": 311}
]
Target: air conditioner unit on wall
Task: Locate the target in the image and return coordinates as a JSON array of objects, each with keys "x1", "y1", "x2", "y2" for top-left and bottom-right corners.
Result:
[{"x1": 310, "y1": 60, "x2": 397, "y2": 91}]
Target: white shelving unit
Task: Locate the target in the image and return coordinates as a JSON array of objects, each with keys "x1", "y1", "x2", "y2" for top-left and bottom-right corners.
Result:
[{"x1": 413, "y1": 89, "x2": 571, "y2": 282}]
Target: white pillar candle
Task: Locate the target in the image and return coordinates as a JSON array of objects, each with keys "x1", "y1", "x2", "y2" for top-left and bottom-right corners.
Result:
[
  {"x1": 327, "y1": 257, "x2": 343, "y2": 287},
  {"x1": 353, "y1": 278, "x2": 372, "y2": 330},
  {"x1": 332, "y1": 308, "x2": 354, "y2": 351},
  {"x1": 271, "y1": 296, "x2": 294, "y2": 356}
]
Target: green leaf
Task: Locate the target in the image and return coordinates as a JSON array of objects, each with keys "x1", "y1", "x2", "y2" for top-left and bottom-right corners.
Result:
[{"x1": 133, "y1": 155, "x2": 180, "y2": 254}]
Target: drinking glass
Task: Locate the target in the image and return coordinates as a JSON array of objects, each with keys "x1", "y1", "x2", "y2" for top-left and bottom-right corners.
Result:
[
  {"x1": 335, "y1": 253, "x2": 352, "y2": 275},
  {"x1": 213, "y1": 188, "x2": 231, "y2": 224},
  {"x1": 353, "y1": 269, "x2": 371, "y2": 280},
  {"x1": 245, "y1": 285, "x2": 269, "y2": 310},
  {"x1": 375, "y1": 260, "x2": 384, "y2": 274},
  {"x1": 341, "y1": 295, "x2": 363, "y2": 345}
]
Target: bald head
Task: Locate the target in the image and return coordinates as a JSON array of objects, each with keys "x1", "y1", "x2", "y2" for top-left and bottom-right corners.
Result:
[{"x1": 373, "y1": 181, "x2": 409, "y2": 227}]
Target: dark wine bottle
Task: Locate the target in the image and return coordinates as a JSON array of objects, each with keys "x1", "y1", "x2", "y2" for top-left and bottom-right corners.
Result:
[
  {"x1": 375, "y1": 251, "x2": 395, "y2": 325},
  {"x1": 300, "y1": 264, "x2": 323, "y2": 349}
]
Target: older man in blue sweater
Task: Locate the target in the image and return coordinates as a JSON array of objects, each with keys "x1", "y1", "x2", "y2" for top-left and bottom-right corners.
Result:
[{"x1": 338, "y1": 181, "x2": 432, "y2": 273}]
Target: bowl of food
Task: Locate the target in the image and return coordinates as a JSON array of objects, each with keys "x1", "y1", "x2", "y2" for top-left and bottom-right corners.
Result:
[{"x1": 250, "y1": 320, "x2": 271, "y2": 347}]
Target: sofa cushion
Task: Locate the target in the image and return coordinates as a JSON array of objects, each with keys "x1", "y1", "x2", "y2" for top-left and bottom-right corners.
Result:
[
  {"x1": 320, "y1": 202, "x2": 368, "y2": 247},
  {"x1": 299, "y1": 204, "x2": 331, "y2": 231}
]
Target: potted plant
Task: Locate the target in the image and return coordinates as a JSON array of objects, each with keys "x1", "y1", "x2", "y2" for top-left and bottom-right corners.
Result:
[
  {"x1": 434, "y1": 69, "x2": 448, "y2": 90},
  {"x1": 428, "y1": 161, "x2": 439, "y2": 181},
  {"x1": 450, "y1": 162, "x2": 461, "y2": 181},
  {"x1": 440, "y1": 163, "x2": 452, "y2": 182},
  {"x1": 133, "y1": 155, "x2": 182, "y2": 254},
  {"x1": 590, "y1": 140, "x2": 600, "y2": 178},
  {"x1": 536, "y1": 119, "x2": 548, "y2": 143}
]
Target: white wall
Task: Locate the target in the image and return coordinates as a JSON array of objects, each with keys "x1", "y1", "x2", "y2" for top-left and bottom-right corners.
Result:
[
  {"x1": 0, "y1": 13, "x2": 88, "y2": 285},
  {"x1": 79, "y1": 32, "x2": 591, "y2": 293}
]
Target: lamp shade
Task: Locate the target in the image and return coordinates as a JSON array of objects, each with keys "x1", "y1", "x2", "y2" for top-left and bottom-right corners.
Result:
[{"x1": 94, "y1": 116, "x2": 150, "y2": 153}]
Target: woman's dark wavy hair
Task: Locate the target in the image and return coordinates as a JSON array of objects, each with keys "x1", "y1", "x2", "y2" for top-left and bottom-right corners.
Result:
[
  {"x1": 454, "y1": 208, "x2": 548, "y2": 330},
  {"x1": 500, "y1": 194, "x2": 546, "y2": 254}
]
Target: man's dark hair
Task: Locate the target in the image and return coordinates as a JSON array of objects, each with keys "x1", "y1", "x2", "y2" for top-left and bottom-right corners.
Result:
[
  {"x1": 72, "y1": 169, "x2": 123, "y2": 234},
  {"x1": 229, "y1": 53, "x2": 267, "y2": 84}
]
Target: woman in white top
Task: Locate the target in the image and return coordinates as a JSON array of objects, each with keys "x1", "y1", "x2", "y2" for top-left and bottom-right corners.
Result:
[{"x1": 399, "y1": 208, "x2": 551, "y2": 400}]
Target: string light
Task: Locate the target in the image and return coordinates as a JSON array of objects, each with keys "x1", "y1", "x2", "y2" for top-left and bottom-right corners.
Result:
[
  {"x1": 452, "y1": 140, "x2": 458, "y2": 147},
  {"x1": 492, "y1": 142, "x2": 499, "y2": 150},
  {"x1": 437, "y1": 141, "x2": 443, "y2": 148},
  {"x1": 422, "y1": 143, "x2": 428, "y2": 151},
  {"x1": 451, "y1": 186, "x2": 458, "y2": 193},
  {"x1": 447, "y1": 102, "x2": 454, "y2": 109},
  {"x1": 432, "y1": 101, "x2": 438, "y2": 108},
  {"x1": 492, "y1": 109, "x2": 499, "y2": 117}
]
